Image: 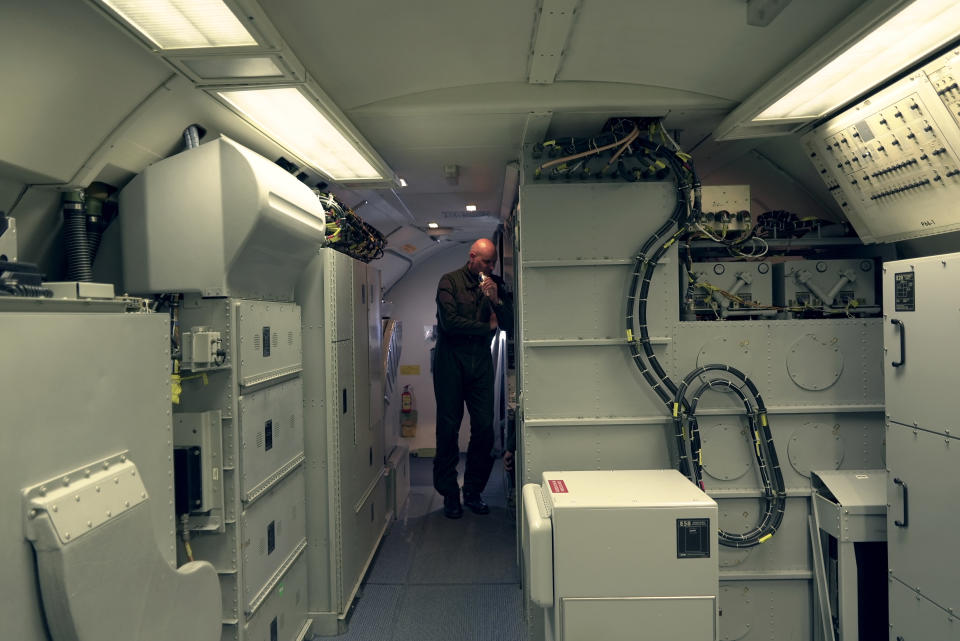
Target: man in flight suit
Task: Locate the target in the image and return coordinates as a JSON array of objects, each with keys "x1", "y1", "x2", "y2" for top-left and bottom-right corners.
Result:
[{"x1": 433, "y1": 238, "x2": 513, "y2": 518}]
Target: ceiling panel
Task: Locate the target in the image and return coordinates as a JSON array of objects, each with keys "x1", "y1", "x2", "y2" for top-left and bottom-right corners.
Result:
[
  {"x1": 558, "y1": 0, "x2": 866, "y2": 101},
  {"x1": 258, "y1": 0, "x2": 538, "y2": 109}
]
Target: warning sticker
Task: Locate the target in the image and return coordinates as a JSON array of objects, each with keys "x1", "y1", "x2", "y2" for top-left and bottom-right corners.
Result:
[{"x1": 548, "y1": 480, "x2": 568, "y2": 493}]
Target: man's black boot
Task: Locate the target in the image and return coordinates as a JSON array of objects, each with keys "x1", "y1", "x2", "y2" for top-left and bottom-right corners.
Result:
[
  {"x1": 443, "y1": 494, "x2": 463, "y2": 519},
  {"x1": 463, "y1": 492, "x2": 490, "y2": 515}
]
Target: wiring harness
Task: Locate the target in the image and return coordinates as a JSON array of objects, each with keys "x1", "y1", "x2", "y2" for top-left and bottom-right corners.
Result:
[
  {"x1": 610, "y1": 121, "x2": 786, "y2": 547},
  {"x1": 316, "y1": 191, "x2": 386, "y2": 263}
]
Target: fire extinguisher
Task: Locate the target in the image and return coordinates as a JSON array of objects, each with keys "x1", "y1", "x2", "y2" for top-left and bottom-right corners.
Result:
[{"x1": 401, "y1": 385, "x2": 413, "y2": 414}]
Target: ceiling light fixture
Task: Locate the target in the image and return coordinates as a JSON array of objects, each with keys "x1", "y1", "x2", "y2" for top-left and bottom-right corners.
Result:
[
  {"x1": 96, "y1": 0, "x2": 257, "y2": 50},
  {"x1": 215, "y1": 85, "x2": 392, "y2": 183},
  {"x1": 399, "y1": 178, "x2": 408, "y2": 187},
  {"x1": 717, "y1": 0, "x2": 960, "y2": 139},
  {"x1": 428, "y1": 222, "x2": 440, "y2": 229},
  {"x1": 755, "y1": 0, "x2": 960, "y2": 122},
  {"x1": 465, "y1": 204, "x2": 478, "y2": 212}
]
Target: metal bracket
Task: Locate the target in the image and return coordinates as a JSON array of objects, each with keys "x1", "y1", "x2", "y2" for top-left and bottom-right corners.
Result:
[{"x1": 23, "y1": 451, "x2": 148, "y2": 546}]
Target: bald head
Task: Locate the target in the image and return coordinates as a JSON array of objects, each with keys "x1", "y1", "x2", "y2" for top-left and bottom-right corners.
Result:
[{"x1": 466, "y1": 238, "x2": 497, "y2": 275}]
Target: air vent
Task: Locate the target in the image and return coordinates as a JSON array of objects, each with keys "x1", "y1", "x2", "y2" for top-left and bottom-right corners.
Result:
[
  {"x1": 287, "y1": 330, "x2": 294, "y2": 345},
  {"x1": 256, "y1": 432, "x2": 264, "y2": 449},
  {"x1": 271, "y1": 331, "x2": 279, "y2": 348},
  {"x1": 253, "y1": 333, "x2": 261, "y2": 351}
]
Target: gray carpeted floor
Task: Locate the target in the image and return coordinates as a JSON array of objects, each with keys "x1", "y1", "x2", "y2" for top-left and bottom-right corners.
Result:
[{"x1": 336, "y1": 454, "x2": 523, "y2": 641}]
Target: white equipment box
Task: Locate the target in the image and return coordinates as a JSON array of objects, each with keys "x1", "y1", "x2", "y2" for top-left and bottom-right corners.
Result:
[{"x1": 523, "y1": 469, "x2": 718, "y2": 641}]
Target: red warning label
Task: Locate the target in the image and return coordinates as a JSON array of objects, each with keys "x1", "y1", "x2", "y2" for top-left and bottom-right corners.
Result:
[{"x1": 548, "y1": 479, "x2": 568, "y2": 493}]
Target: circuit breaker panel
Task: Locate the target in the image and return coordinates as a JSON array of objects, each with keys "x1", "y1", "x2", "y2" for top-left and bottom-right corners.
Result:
[{"x1": 803, "y1": 44, "x2": 960, "y2": 244}]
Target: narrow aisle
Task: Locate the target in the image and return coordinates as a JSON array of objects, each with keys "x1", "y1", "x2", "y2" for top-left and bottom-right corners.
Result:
[{"x1": 337, "y1": 455, "x2": 523, "y2": 641}]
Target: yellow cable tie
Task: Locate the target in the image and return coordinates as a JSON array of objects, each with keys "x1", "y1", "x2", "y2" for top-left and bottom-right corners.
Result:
[
  {"x1": 698, "y1": 449, "x2": 702, "y2": 465},
  {"x1": 664, "y1": 238, "x2": 677, "y2": 249},
  {"x1": 673, "y1": 403, "x2": 679, "y2": 417},
  {"x1": 759, "y1": 534, "x2": 773, "y2": 544},
  {"x1": 760, "y1": 413, "x2": 768, "y2": 427},
  {"x1": 626, "y1": 329, "x2": 633, "y2": 342}
]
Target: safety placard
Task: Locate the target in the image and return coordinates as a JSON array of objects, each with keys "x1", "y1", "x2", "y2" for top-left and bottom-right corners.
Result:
[{"x1": 548, "y1": 479, "x2": 568, "y2": 493}]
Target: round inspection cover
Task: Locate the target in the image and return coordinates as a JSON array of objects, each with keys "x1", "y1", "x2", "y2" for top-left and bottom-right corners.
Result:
[
  {"x1": 697, "y1": 336, "x2": 754, "y2": 382},
  {"x1": 719, "y1": 584, "x2": 757, "y2": 640},
  {"x1": 786, "y1": 334, "x2": 843, "y2": 391},
  {"x1": 700, "y1": 421, "x2": 752, "y2": 481},
  {"x1": 787, "y1": 422, "x2": 845, "y2": 477}
]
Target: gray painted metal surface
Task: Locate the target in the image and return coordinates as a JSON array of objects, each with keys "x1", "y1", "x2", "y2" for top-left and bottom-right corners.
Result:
[
  {"x1": 0, "y1": 305, "x2": 179, "y2": 641},
  {"x1": 295, "y1": 249, "x2": 390, "y2": 635},
  {"x1": 236, "y1": 301, "x2": 303, "y2": 388},
  {"x1": 241, "y1": 553, "x2": 311, "y2": 641},
  {"x1": 889, "y1": 577, "x2": 960, "y2": 641},
  {"x1": 177, "y1": 296, "x2": 309, "y2": 640},
  {"x1": 884, "y1": 252, "x2": 960, "y2": 628},
  {"x1": 238, "y1": 378, "x2": 305, "y2": 502}
]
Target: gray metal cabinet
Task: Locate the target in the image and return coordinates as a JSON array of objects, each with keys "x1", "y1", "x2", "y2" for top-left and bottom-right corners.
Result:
[
  {"x1": 296, "y1": 250, "x2": 389, "y2": 635},
  {"x1": 884, "y1": 253, "x2": 960, "y2": 632},
  {"x1": 886, "y1": 421, "x2": 960, "y2": 613}
]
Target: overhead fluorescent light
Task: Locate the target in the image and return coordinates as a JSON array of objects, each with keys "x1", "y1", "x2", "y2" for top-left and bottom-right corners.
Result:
[
  {"x1": 216, "y1": 86, "x2": 384, "y2": 181},
  {"x1": 98, "y1": 0, "x2": 257, "y2": 50},
  {"x1": 466, "y1": 204, "x2": 478, "y2": 212},
  {"x1": 428, "y1": 222, "x2": 440, "y2": 229},
  {"x1": 755, "y1": 0, "x2": 960, "y2": 121},
  {"x1": 399, "y1": 178, "x2": 408, "y2": 187}
]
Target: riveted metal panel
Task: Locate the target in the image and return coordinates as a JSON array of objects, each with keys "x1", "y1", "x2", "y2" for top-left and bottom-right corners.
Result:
[
  {"x1": 673, "y1": 319, "x2": 883, "y2": 408},
  {"x1": 694, "y1": 413, "x2": 884, "y2": 494},
  {"x1": 715, "y1": 497, "x2": 810, "y2": 575},
  {"x1": 889, "y1": 577, "x2": 960, "y2": 641},
  {"x1": 238, "y1": 378, "x2": 305, "y2": 503},
  {"x1": 883, "y1": 254, "x2": 960, "y2": 433},
  {"x1": 239, "y1": 467, "x2": 307, "y2": 617},
  {"x1": 887, "y1": 421, "x2": 960, "y2": 613},
  {"x1": 519, "y1": 182, "x2": 677, "y2": 263},
  {"x1": 236, "y1": 301, "x2": 303, "y2": 387},
  {"x1": 242, "y1": 552, "x2": 310, "y2": 641},
  {"x1": 0, "y1": 309, "x2": 173, "y2": 641},
  {"x1": 522, "y1": 343, "x2": 672, "y2": 420},
  {"x1": 716, "y1": 580, "x2": 810, "y2": 641},
  {"x1": 523, "y1": 422, "x2": 673, "y2": 479}
]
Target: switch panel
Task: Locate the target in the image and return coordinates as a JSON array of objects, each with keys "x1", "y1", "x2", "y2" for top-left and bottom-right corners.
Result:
[{"x1": 804, "y1": 47, "x2": 960, "y2": 243}]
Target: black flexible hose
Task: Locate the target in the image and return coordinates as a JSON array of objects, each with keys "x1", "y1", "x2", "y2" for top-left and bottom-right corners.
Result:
[{"x1": 62, "y1": 191, "x2": 91, "y2": 282}]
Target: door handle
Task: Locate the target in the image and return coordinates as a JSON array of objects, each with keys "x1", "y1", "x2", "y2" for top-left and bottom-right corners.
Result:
[
  {"x1": 890, "y1": 319, "x2": 905, "y2": 367},
  {"x1": 894, "y1": 477, "x2": 909, "y2": 528}
]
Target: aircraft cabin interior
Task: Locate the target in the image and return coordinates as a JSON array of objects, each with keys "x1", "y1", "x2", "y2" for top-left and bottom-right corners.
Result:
[{"x1": 4, "y1": 1, "x2": 960, "y2": 640}]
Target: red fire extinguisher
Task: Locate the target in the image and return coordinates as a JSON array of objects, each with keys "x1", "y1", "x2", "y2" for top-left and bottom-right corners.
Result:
[{"x1": 401, "y1": 385, "x2": 413, "y2": 414}]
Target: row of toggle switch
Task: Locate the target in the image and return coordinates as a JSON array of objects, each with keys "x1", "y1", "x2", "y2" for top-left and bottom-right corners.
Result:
[{"x1": 869, "y1": 178, "x2": 931, "y2": 200}]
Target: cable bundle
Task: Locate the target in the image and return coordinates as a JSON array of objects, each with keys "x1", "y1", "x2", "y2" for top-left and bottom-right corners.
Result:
[
  {"x1": 533, "y1": 119, "x2": 676, "y2": 182},
  {"x1": 673, "y1": 366, "x2": 786, "y2": 547},
  {"x1": 613, "y1": 120, "x2": 785, "y2": 547},
  {"x1": 315, "y1": 191, "x2": 386, "y2": 263}
]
